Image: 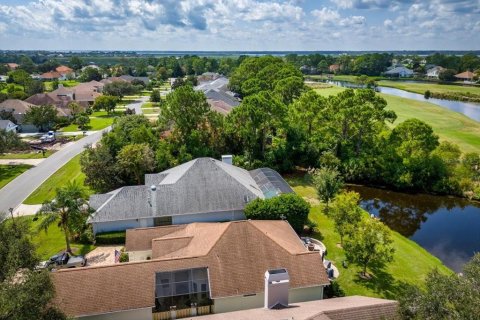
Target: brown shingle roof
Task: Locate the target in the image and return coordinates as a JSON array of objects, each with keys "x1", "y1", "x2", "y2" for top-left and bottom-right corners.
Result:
[
  {"x1": 455, "y1": 71, "x2": 475, "y2": 80},
  {"x1": 52, "y1": 220, "x2": 329, "y2": 317},
  {"x1": 55, "y1": 65, "x2": 73, "y2": 74},
  {"x1": 41, "y1": 71, "x2": 62, "y2": 79},
  {"x1": 195, "y1": 296, "x2": 399, "y2": 320},
  {"x1": 0, "y1": 99, "x2": 36, "y2": 114}
]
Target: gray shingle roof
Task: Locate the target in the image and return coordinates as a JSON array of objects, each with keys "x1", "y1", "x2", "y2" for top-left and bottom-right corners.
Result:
[{"x1": 88, "y1": 158, "x2": 292, "y2": 223}]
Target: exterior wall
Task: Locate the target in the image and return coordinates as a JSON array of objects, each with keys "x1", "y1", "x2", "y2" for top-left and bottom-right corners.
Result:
[
  {"x1": 213, "y1": 286, "x2": 324, "y2": 314},
  {"x1": 128, "y1": 250, "x2": 152, "y2": 262},
  {"x1": 172, "y1": 210, "x2": 245, "y2": 225},
  {"x1": 78, "y1": 307, "x2": 151, "y2": 320},
  {"x1": 92, "y1": 218, "x2": 153, "y2": 234}
]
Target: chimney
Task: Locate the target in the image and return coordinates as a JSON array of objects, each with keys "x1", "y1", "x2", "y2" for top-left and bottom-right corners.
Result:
[
  {"x1": 264, "y1": 268, "x2": 289, "y2": 309},
  {"x1": 150, "y1": 185, "x2": 157, "y2": 216},
  {"x1": 221, "y1": 155, "x2": 233, "y2": 165}
]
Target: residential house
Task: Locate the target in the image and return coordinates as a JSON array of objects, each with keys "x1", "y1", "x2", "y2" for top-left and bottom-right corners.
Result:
[
  {"x1": 384, "y1": 66, "x2": 414, "y2": 77},
  {"x1": 426, "y1": 66, "x2": 446, "y2": 79},
  {"x1": 40, "y1": 71, "x2": 64, "y2": 81},
  {"x1": 119, "y1": 75, "x2": 150, "y2": 84},
  {"x1": 52, "y1": 220, "x2": 330, "y2": 319},
  {"x1": 0, "y1": 120, "x2": 18, "y2": 132},
  {"x1": 100, "y1": 76, "x2": 128, "y2": 85},
  {"x1": 5, "y1": 63, "x2": 19, "y2": 70},
  {"x1": 329, "y1": 64, "x2": 340, "y2": 73},
  {"x1": 455, "y1": 71, "x2": 475, "y2": 82},
  {"x1": 0, "y1": 75, "x2": 7, "y2": 82},
  {"x1": 82, "y1": 64, "x2": 100, "y2": 71},
  {"x1": 194, "y1": 77, "x2": 240, "y2": 115},
  {"x1": 55, "y1": 65, "x2": 75, "y2": 79},
  {"x1": 0, "y1": 99, "x2": 38, "y2": 131},
  {"x1": 196, "y1": 296, "x2": 399, "y2": 320},
  {"x1": 88, "y1": 157, "x2": 293, "y2": 234}
]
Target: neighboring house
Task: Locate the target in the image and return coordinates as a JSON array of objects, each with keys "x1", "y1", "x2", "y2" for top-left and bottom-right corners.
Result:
[
  {"x1": 5, "y1": 63, "x2": 19, "y2": 70},
  {"x1": 0, "y1": 99, "x2": 37, "y2": 132},
  {"x1": 119, "y1": 75, "x2": 150, "y2": 84},
  {"x1": 0, "y1": 120, "x2": 18, "y2": 132},
  {"x1": 40, "y1": 71, "x2": 64, "y2": 81},
  {"x1": 329, "y1": 64, "x2": 340, "y2": 73},
  {"x1": 55, "y1": 65, "x2": 75, "y2": 79},
  {"x1": 88, "y1": 157, "x2": 293, "y2": 234},
  {"x1": 426, "y1": 66, "x2": 446, "y2": 78},
  {"x1": 195, "y1": 77, "x2": 240, "y2": 115},
  {"x1": 25, "y1": 93, "x2": 72, "y2": 116},
  {"x1": 0, "y1": 75, "x2": 7, "y2": 82},
  {"x1": 455, "y1": 71, "x2": 475, "y2": 82},
  {"x1": 100, "y1": 76, "x2": 128, "y2": 85},
  {"x1": 82, "y1": 64, "x2": 100, "y2": 71},
  {"x1": 198, "y1": 296, "x2": 399, "y2": 320},
  {"x1": 52, "y1": 220, "x2": 330, "y2": 319},
  {"x1": 384, "y1": 66, "x2": 414, "y2": 77}
]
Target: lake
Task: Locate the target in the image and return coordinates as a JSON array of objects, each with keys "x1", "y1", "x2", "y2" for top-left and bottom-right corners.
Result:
[
  {"x1": 323, "y1": 80, "x2": 480, "y2": 123},
  {"x1": 348, "y1": 185, "x2": 480, "y2": 272}
]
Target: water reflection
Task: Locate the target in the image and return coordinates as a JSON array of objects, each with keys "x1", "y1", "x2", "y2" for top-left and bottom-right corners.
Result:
[{"x1": 348, "y1": 185, "x2": 480, "y2": 272}]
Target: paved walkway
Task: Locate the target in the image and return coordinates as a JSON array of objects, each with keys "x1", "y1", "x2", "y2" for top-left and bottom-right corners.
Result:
[
  {"x1": 0, "y1": 159, "x2": 45, "y2": 166},
  {"x1": 86, "y1": 245, "x2": 123, "y2": 267},
  {"x1": 13, "y1": 204, "x2": 42, "y2": 217}
]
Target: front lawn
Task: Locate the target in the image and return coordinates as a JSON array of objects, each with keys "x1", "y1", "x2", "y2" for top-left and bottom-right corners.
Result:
[
  {"x1": 15, "y1": 215, "x2": 95, "y2": 260},
  {"x1": 0, "y1": 164, "x2": 32, "y2": 189},
  {"x1": 24, "y1": 154, "x2": 93, "y2": 204},
  {"x1": 59, "y1": 111, "x2": 121, "y2": 132},
  {"x1": 286, "y1": 174, "x2": 452, "y2": 299},
  {"x1": 0, "y1": 150, "x2": 55, "y2": 159}
]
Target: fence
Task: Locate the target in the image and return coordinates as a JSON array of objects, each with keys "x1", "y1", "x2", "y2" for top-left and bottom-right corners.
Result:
[{"x1": 152, "y1": 305, "x2": 212, "y2": 320}]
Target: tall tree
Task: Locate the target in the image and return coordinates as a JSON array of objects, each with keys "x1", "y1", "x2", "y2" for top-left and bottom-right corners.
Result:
[
  {"x1": 344, "y1": 218, "x2": 395, "y2": 277},
  {"x1": 116, "y1": 143, "x2": 155, "y2": 184},
  {"x1": 312, "y1": 167, "x2": 344, "y2": 213},
  {"x1": 331, "y1": 191, "x2": 363, "y2": 246},
  {"x1": 93, "y1": 95, "x2": 118, "y2": 114},
  {"x1": 24, "y1": 105, "x2": 57, "y2": 132},
  {"x1": 36, "y1": 182, "x2": 88, "y2": 253}
]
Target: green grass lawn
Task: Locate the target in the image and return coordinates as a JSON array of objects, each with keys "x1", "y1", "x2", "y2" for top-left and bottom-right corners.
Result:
[
  {"x1": 142, "y1": 108, "x2": 160, "y2": 115},
  {"x1": 0, "y1": 150, "x2": 55, "y2": 159},
  {"x1": 0, "y1": 84, "x2": 24, "y2": 93},
  {"x1": 0, "y1": 164, "x2": 32, "y2": 189},
  {"x1": 286, "y1": 174, "x2": 452, "y2": 298},
  {"x1": 141, "y1": 102, "x2": 160, "y2": 108},
  {"x1": 44, "y1": 80, "x2": 80, "y2": 91},
  {"x1": 24, "y1": 154, "x2": 93, "y2": 205},
  {"x1": 59, "y1": 111, "x2": 121, "y2": 132},
  {"x1": 15, "y1": 216, "x2": 95, "y2": 260},
  {"x1": 378, "y1": 80, "x2": 480, "y2": 95},
  {"x1": 314, "y1": 86, "x2": 480, "y2": 153}
]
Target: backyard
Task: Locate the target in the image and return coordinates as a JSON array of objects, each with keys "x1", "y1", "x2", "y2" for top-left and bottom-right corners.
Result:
[
  {"x1": 59, "y1": 111, "x2": 121, "y2": 132},
  {"x1": 286, "y1": 174, "x2": 452, "y2": 298},
  {"x1": 314, "y1": 86, "x2": 480, "y2": 154}
]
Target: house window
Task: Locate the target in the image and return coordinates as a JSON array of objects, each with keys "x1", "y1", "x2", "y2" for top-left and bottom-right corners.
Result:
[
  {"x1": 154, "y1": 216, "x2": 172, "y2": 226},
  {"x1": 154, "y1": 268, "x2": 212, "y2": 312}
]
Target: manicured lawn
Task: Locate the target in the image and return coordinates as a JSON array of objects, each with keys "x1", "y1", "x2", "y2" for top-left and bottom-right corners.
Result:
[
  {"x1": 142, "y1": 108, "x2": 160, "y2": 114},
  {"x1": 141, "y1": 102, "x2": 160, "y2": 108},
  {"x1": 286, "y1": 174, "x2": 452, "y2": 299},
  {"x1": 24, "y1": 154, "x2": 93, "y2": 205},
  {"x1": 378, "y1": 80, "x2": 480, "y2": 95},
  {"x1": 0, "y1": 164, "x2": 32, "y2": 189},
  {"x1": 314, "y1": 86, "x2": 480, "y2": 153},
  {"x1": 0, "y1": 150, "x2": 55, "y2": 159},
  {"x1": 44, "y1": 80, "x2": 80, "y2": 91},
  {"x1": 60, "y1": 111, "x2": 121, "y2": 132},
  {"x1": 15, "y1": 216, "x2": 95, "y2": 260}
]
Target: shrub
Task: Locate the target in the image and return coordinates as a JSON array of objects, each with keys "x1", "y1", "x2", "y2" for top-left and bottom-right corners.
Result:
[
  {"x1": 244, "y1": 193, "x2": 310, "y2": 233},
  {"x1": 119, "y1": 252, "x2": 129, "y2": 263},
  {"x1": 95, "y1": 231, "x2": 126, "y2": 245}
]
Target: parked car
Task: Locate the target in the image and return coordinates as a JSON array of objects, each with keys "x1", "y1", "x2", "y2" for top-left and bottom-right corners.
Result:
[
  {"x1": 37, "y1": 252, "x2": 87, "y2": 270},
  {"x1": 40, "y1": 131, "x2": 55, "y2": 142}
]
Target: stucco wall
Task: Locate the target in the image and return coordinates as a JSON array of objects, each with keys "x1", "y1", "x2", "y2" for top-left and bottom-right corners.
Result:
[
  {"x1": 78, "y1": 307, "x2": 152, "y2": 320},
  {"x1": 172, "y1": 210, "x2": 245, "y2": 225},
  {"x1": 213, "y1": 286, "x2": 324, "y2": 314},
  {"x1": 92, "y1": 218, "x2": 153, "y2": 234}
]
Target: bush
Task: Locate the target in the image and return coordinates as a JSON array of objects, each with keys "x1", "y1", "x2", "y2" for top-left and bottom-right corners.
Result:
[
  {"x1": 424, "y1": 90, "x2": 431, "y2": 99},
  {"x1": 323, "y1": 281, "x2": 345, "y2": 298},
  {"x1": 95, "y1": 231, "x2": 126, "y2": 244},
  {"x1": 119, "y1": 252, "x2": 129, "y2": 263},
  {"x1": 244, "y1": 193, "x2": 310, "y2": 233}
]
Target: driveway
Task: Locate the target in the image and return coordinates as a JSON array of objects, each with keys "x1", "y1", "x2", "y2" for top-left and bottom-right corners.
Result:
[
  {"x1": 126, "y1": 96, "x2": 148, "y2": 115},
  {"x1": 0, "y1": 159, "x2": 45, "y2": 166}
]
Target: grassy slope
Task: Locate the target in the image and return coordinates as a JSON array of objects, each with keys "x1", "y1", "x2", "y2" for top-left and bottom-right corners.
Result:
[
  {"x1": 0, "y1": 165, "x2": 32, "y2": 189},
  {"x1": 16, "y1": 215, "x2": 94, "y2": 260},
  {"x1": 0, "y1": 150, "x2": 55, "y2": 159},
  {"x1": 24, "y1": 154, "x2": 93, "y2": 205},
  {"x1": 314, "y1": 86, "x2": 480, "y2": 153},
  {"x1": 378, "y1": 80, "x2": 480, "y2": 95},
  {"x1": 287, "y1": 175, "x2": 451, "y2": 298}
]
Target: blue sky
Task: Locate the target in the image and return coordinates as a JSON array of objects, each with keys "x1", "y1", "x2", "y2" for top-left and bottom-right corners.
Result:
[{"x1": 0, "y1": 0, "x2": 479, "y2": 51}]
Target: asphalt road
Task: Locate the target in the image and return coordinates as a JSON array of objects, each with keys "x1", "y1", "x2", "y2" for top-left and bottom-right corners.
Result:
[
  {"x1": 126, "y1": 96, "x2": 148, "y2": 114},
  {"x1": 0, "y1": 128, "x2": 109, "y2": 215}
]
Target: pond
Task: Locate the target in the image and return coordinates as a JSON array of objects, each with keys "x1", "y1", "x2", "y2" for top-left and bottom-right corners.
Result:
[
  {"x1": 348, "y1": 185, "x2": 480, "y2": 272},
  {"x1": 323, "y1": 80, "x2": 480, "y2": 123}
]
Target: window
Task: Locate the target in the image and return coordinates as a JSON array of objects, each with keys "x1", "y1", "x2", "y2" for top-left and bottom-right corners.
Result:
[
  {"x1": 154, "y1": 268, "x2": 212, "y2": 312},
  {"x1": 154, "y1": 216, "x2": 172, "y2": 226}
]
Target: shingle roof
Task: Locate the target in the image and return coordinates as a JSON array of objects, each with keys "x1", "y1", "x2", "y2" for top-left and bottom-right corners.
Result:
[
  {"x1": 41, "y1": 71, "x2": 62, "y2": 79},
  {"x1": 194, "y1": 296, "x2": 399, "y2": 320},
  {"x1": 455, "y1": 71, "x2": 475, "y2": 79},
  {"x1": 0, "y1": 120, "x2": 16, "y2": 130},
  {"x1": 52, "y1": 220, "x2": 329, "y2": 317},
  {"x1": 89, "y1": 158, "x2": 292, "y2": 223},
  {"x1": 384, "y1": 66, "x2": 413, "y2": 75},
  {"x1": 204, "y1": 89, "x2": 240, "y2": 107},
  {"x1": 55, "y1": 65, "x2": 73, "y2": 74},
  {"x1": 0, "y1": 99, "x2": 36, "y2": 114}
]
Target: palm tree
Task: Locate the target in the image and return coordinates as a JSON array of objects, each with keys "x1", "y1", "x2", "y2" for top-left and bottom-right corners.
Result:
[{"x1": 36, "y1": 182, "x2": 88, "y2": 253}]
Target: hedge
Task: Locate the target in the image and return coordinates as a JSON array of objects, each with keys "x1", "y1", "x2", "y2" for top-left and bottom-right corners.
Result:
[{"x1": 95, "y1": 231, "x2": 126, "y2": 245}]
